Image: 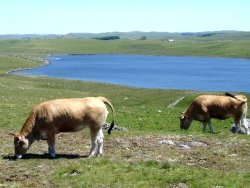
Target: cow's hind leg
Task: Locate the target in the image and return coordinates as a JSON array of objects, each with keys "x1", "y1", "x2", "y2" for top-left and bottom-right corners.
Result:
[
  {"x1": 96, "y1": 129, "x2": 104, "y2": 157},
  {"x1": 89, "y1": 129, "x2": 98, "y2": 157},
  {"x1": 234, "y1": 118, "x2": 241, "y2": 133}
]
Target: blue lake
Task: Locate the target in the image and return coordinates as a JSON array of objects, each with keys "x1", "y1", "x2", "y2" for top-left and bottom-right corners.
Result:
[{"x1": 12, "y1": 54, "x2": 250, "y2": 93}]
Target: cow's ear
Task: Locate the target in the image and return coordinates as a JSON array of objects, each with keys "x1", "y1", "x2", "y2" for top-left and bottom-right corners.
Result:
[{"x1": 9, "y1": 132, "x2": 16, "y2": 137}]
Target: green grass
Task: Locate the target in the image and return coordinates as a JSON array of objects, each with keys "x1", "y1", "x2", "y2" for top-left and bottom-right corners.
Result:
[
  {"x1": 0, "y1": 38, "x2": 250, "y2": 187},
  {"x1": 52, "y1": 159, "x2": 250, "y2": 188}
]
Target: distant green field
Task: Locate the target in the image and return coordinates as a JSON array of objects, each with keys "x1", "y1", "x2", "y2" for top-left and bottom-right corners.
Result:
[
  {"x1": 1, "y1": 34, "x2": 250, "y2": 58},
  {"x1": 0, "y1": 37, "x2": 250, "y2": 187}
]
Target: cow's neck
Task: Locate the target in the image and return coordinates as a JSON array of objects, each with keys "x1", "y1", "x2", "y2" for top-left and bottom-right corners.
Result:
[
  {"x1": 184, "y1": 111, "x2": 191, "y2": 119},
  {"x1": 20, "y1": 112, "x2": 36, "y2": 144},
  {"x1": 185, "y1": 104, "x2": 194, "y2": 119}
]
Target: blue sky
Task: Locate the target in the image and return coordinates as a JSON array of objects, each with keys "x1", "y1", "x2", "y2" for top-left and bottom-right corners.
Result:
[{"x1": 1, "y1": 0, "x2": 250, "y2": 34}]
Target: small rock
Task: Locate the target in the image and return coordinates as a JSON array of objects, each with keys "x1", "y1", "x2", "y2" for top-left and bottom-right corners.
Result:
[
  {"x1": 159, "y1": 140, "x2": 175, "y2": 145},
  {"x1": 179, "y1": 144, "x2": 191, "y2": 150},
  {"x1": 228, "y1": 154, "x2": 237, "y2": 157},
  {"x1": 170, "y1": 182, "x2": 189, "y2": 188},
  {"x1": 190, "y1": 141, "x2": 207, "y2": 147},
  {"x1": 231, "y1": 118, "x2": 250, "y2": 134}
]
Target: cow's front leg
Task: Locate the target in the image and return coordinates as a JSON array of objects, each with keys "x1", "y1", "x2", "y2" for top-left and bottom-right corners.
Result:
[
  {"x1": 208, "y1": 121, "x2": 214, "y2": 134},
  {"x1": 202, "y1": 122, "x2": 207, "y2": 132},
  {"x1": 47, "y1": 133, "x2": 56, "y2": 158}
]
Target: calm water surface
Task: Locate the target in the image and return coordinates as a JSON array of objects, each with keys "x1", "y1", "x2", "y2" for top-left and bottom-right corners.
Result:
[{"x1": 13, "y1": 54, "x2": 250, "y2": 93}]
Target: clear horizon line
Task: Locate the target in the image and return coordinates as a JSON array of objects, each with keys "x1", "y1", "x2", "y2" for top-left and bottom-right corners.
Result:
[{"x1": 0, "y1": 30, "x2": 249, "y2": 35}]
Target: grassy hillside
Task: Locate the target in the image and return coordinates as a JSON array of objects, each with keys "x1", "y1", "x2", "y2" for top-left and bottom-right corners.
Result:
[
  {"x1": 0, "y1": 37, "x2": 250, "y2": 187},
  {"x1": 1, "y1": 33, "x2": 250, "y2": 58}
]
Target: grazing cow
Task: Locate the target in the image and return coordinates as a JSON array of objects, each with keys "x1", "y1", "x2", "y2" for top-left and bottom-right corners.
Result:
[
  {"x1": 10, "y1": 97, "x2": 115, "y2": 159},
  {"x1": 179, "y1": 93, "x2": 248, "y2": 134}
]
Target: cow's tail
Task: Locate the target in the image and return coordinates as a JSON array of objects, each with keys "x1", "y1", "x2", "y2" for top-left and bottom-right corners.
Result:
[
  {"x1": 225, "y1": 92, "x2": 247, "y2": 103},
  {"x1": 98, "y1": 97, "x2": 115, "y2": 134}
]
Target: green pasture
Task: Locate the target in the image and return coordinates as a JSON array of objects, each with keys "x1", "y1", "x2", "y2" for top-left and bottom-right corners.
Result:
[{"x1": 0, "y1": 37, "x2": 250, "y2": 187}]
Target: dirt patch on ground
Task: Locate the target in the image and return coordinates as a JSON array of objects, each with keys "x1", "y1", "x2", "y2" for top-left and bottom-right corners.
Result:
[
  {"x1": 1, "y1": 129, "x2": 250, "y2": 187},
  {"x1": 105, "y1": 133, "x2": 249, "y2": 171}
]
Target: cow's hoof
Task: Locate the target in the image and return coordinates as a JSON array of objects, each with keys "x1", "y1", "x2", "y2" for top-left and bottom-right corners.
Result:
[
  {"x1": 15, "y1": 154, "x2": 22, "y2": 159},
  {"x1": 88, "y1": 154, "x2": 94, "y2": 158},
  {"x1": 47, "y1": 153, "x2": 56, "y2": 159},
  {"x1": 95, "y1": 153, "x2": 103, "y2": 157}
]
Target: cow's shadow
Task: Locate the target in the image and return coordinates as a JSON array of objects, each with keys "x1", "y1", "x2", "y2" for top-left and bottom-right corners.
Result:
[{"x1": 3, "y1": 153, "x2": 89, "y2": 160}]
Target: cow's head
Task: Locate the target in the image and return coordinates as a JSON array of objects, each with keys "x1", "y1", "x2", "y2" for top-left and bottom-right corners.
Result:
[
  {"x1": 10, "y1": 132, "x2": 29, "y2": 159},
  {"x1": 179, "y1": 113, "x2": 192, "y2": 130}
]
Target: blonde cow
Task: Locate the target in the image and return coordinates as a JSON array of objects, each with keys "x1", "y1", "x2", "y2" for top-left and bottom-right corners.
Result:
[
  {"x1": 10, "y1": 97, "x2": 115, "y2": 159},
  {"x1": 180, "y1": 93, "x2": 248, "y2": 134}
]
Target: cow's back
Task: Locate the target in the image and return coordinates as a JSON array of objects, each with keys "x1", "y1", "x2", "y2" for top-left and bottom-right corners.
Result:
[
  {"x1": 33, "y1": 97, "x2": 107, "y2": 134},
  {"x1": 194, "y1": 95, "x2": 246, "y2": 119}
]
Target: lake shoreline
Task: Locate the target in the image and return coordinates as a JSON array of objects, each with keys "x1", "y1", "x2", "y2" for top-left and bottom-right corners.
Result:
[{"x1": 6, "y1": 54, "x2": 50, "y2": 74}]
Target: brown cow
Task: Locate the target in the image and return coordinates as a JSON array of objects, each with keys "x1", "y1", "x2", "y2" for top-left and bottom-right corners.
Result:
[
  {"x1": 10, "y1": 97, "x2": 115, "y2": 159},
  {"x1": 180, "y1": 93, "x2": 248, "y2": 134}
]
